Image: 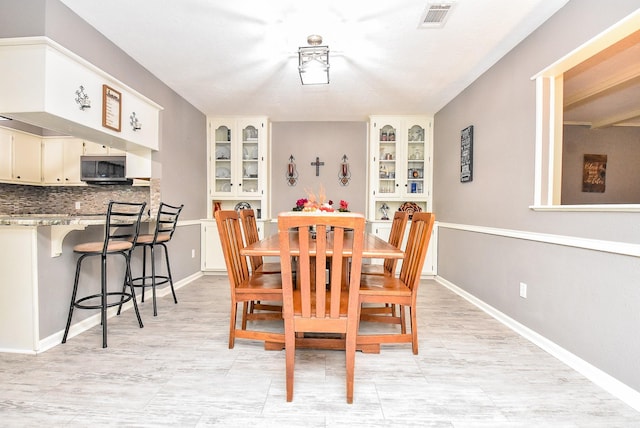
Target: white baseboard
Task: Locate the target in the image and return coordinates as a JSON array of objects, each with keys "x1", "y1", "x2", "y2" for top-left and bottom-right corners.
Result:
[
  {"x1": 36, "y1": 271, "x2": 204, "y2": 353},
  {"x1": 435, "y1": 276, "x2": 640, "y2": 412}
]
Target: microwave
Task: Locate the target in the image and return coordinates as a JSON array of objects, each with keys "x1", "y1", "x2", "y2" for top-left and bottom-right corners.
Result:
[{"x1": 80, "y1": 156, "x2": 132, "y2": 184}]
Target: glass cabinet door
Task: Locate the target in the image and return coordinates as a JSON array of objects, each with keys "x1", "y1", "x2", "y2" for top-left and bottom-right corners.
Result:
[
  {"x1": 377, "y1": 123, "x2": 399, "y2": 196},
  {"x1": 405, "y1": 123, "x2": 426, "y2": 196},
  {"x1": 212, "y1": 125, "x2": 233, "y2": 194},
  {"x1": 240, "y1": 124, "x2": 260, "y2": 195}
]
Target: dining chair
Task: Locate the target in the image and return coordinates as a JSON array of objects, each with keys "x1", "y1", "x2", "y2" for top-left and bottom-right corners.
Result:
[
  {"x1": 239, "y1": 208, "x2": 282, "y2": 317},
  {"x1": 215, "y1": 210, "x2": 283, "y2": 348},
  {"x1": 62, "y1": 201, "x2": 146, "y2": 348},
  {"x1": 278, "y1": 212, "x2": 365, "y2": 404},
  {"x1": 126, "y1": 202, "x2": 183, "y2": 316},
  {"x1": 357, "y1": 211, "x2": 435, "y2": 354},
  {"x1": 361, "y1": 210, "x2": 409, "y2": 276},
  {"x1": 239, "y1": 208, "x2": 281, "y2": 274}
]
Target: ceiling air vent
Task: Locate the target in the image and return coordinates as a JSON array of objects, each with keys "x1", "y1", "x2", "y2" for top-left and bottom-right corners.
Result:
[{"x1": 419, "y1": 2, "x2": 455, "y2": 29}]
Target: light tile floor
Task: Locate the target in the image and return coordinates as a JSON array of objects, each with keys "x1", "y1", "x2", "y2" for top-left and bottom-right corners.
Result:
[{"x1": 1, "y1": 275, "x2": 639, "y2": 427}]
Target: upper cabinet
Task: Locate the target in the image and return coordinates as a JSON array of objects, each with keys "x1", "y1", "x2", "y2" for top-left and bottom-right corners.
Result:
[
  {"x1": 42, "y1": 138, "x2": 84, "y2": 185},
  {"x1": 208, "y1": 117, "x2": 268, "y2": 217},
  {"x1": 367, "y1": 116, "x2": 433, "y2": 220}
]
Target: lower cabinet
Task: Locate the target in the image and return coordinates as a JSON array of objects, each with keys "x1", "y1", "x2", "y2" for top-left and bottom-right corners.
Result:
[
  {"x1": 367, "y1": 220, "x2": 437, "y2": 276},
  {"x1": 201, "y1": 220, "x2": 226, "y2": 272},
  {"x1": 201, "y1": 218, "x2": 271, "y2": 273}
]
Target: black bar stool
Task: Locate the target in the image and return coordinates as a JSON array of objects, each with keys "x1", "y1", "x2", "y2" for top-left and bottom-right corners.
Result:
[
  {"x1": 127, "y1": 202, "x2": 183, "y2": 316},
  {"x1": 62, "y1": 201, "x2": 147, "y2": 348}
]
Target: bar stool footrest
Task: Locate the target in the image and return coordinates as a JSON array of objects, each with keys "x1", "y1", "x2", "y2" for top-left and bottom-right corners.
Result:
[
  {"x1": 73, "y1": 291, "x2": 135, "y2": 310},
  {"x1": 130, "y1": 275, "x2": 170, "y2": 287}
]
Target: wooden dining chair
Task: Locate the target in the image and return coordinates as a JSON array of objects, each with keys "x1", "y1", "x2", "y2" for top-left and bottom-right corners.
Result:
[
  {"x1": 239, "y1": 208, "x2": 281, "y2": 274},
  {"x1": 239, "y1": 208, "x2": 282, "y2": 316},
  {"x1": 361, "y1": 210, "x2": 409, "y2": 276},
  {"x1": 278, "y1": 212, "x2": 365, "y2": 404},
  {"x1": 357, "y1": 212, "x2": 435, "y2": 354},
  {"x1": 215, "y1": 210, "x2": 283, "y2": 348}
]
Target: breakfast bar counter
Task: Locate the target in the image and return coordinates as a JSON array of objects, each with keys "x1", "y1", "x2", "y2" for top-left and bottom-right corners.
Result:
[{"x1": 0, "y1": 215, "x2": 151, "y2": 354}]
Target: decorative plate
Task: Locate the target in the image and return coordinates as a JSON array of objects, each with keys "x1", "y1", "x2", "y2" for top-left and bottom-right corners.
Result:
[
  {"x1": 215, "y1": 146, "x2": 230, "y2": 159},
  {"x1": 221, "y1": 183, "x2": 231, "y2": 192},
  {"x1": 234, "y1": 201, "x2": 252, "y2": 211},
  {"x1": 216, "y1": 167, "x2": 231, "y2": 178},
  {"x1": 399, "y1": 202, "x2": 422, "y2": 218},
  {"x1": 245, "y1": 164, "x2": 258, "y2": 177}
]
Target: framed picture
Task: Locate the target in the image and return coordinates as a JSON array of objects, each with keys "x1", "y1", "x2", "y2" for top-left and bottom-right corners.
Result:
[
  {"x1": 582, "y1": 154, "x2": 607, "y2": 193},
  {"x1": 102, "y1": 84, "x2": 122, "y2": 132},
  {"x1": 460, "y1": 125, "x2": 473, "y2": 182}
]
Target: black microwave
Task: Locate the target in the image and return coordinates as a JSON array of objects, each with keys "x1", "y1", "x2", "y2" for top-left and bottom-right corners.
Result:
[{"x1": 80, "y1": 156, "x2": 131, "y2": 184}]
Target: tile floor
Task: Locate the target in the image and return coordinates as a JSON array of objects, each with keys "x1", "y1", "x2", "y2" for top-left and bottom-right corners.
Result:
[{"x1": 1, "y1": 275, "x2": 639, "y2": 427}]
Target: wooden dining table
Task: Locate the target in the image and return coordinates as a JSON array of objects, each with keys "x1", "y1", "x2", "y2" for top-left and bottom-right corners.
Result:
[{"x1": 240, "y1": 228, "x2": 404, "y2": 353}]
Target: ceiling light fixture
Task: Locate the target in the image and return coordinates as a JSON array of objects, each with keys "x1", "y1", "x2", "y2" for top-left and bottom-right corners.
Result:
[{"x1": 298, "y1": 35, "x2": 329, "y2": 85}]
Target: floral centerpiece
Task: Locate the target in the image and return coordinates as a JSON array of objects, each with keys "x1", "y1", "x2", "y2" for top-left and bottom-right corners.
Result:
[{"x1": 291, "y1": 186, "x2": 349, "y2": 212}]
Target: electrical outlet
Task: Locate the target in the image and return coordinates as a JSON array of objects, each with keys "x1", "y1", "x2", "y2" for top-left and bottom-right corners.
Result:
[
  {"x1": 75, "y1": 201, "x2": 81, "y2": 210},
  {"x1": 191, "y1": 249, "x2": 196, "y2": 258},
  {"x1": 519, "y1": 282, "x2": 528, "y2": 298}
]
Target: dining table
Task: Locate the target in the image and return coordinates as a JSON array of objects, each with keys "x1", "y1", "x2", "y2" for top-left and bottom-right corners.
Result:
[{"x1": 240, "y1": 226, "x2": 404, "y2": 353}]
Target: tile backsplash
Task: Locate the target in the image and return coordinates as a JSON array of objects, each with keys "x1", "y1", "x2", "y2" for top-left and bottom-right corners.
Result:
[{"x1": 0, "y1": 183, "x2": 152, "y2": 215}]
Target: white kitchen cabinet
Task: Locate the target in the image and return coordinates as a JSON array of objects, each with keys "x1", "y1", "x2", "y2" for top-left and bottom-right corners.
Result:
[
  {"x1": 0, "y1": 128, "x2": 13, "y2": 180},
  {"x1": 12, "y1": 131, "x2": 41, "y2": 184},
  {"x1": 83, "y1": 140, "x2": 124, "y2": 155},
  {"x1": 42, "y1": 138, "x2": 84, "y2": 185},
  {"x1": 367, "y1": 116, "x2": 433, "y2": 220},
  {"x1": 207, "y1": 117, "x2": 268, "y2": 218},
  {"x1": 201, "y1": 220, "x2": 226, "y2": 272}
]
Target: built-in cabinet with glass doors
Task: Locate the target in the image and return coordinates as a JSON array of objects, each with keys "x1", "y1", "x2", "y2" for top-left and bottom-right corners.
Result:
[
  {"x1": 203, "y1": 117, "x2": 269, "y2": 272},
  {"x1": 367, "y1": 115, "x2": 436, "y2": 275}
]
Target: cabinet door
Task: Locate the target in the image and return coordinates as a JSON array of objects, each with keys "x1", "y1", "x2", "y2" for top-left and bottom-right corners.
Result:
[
  {"x1": 373, "y1": 119, "x2": 402, "y2": 198},
  {"x1": 201, "y1": 221, "x2": 226, "y2": 271},
  {"x1": 210, "y1": 123, "x2": 233, "y2": 195},
  {"x1": 83, "y1": 141, "x2": 110, "y2": 155},
  {"x1": 42, "y1": 139, "x2": 65, "y2": 183},
  {"x1": 43, "y1": 139, "x2": 84, "y2": 184},
  {"x1": 12, "y1": 132, "x2": 41, "y2": 183},
  {"x1": 238, "y1": 120, "x2": 262, "y2": 196},
  {"x1": 403, "y1": 122, "x2": 428, "y2": 198},
  {"x1": 0, "y1": 129, "x2": 13, "y2": 180}
]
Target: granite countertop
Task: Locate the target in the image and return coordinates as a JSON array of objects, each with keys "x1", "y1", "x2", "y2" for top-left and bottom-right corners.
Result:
[{"x1": 0, "y1": 214, "x2": 144, "y2": 226}]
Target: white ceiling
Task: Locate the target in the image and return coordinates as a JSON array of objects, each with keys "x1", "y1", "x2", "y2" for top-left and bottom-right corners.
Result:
[{"x1": 59, "y1": 0, "x2": 570, "y2": 122}]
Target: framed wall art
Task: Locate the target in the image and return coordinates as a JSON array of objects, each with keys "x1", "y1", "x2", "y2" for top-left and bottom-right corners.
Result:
[
  {"x1": 102, "y1": 84, "x2": 122, "y2": 132},
  {"x1": 582, "y1": 154, "x2": 606, "y2": 193},
  {"x1": 460, "y1": 125, "x2": 473, "y2": 182}
]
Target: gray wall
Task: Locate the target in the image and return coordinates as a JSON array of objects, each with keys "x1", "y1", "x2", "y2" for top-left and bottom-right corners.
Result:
[
  {"x1": 434, "y1": 0, "x2": 640, "y2": 393},
  {"x1": 270, "y1": 122, "x2": 367, "y2": 216},
  {"x1": 562, "y1": 125, "x2": 640, "y2": 204}
]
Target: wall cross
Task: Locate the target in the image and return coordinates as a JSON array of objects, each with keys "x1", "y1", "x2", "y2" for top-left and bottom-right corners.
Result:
[{"x1": 310, "y1": 157, "x2": 325, "y2": 176}]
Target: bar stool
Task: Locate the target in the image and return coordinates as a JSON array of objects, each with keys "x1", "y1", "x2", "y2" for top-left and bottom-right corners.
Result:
[
  {"x1": 127, "y1": 202, "x2": 183, "y2": 316},
  {"x1": 62, "y1": 201, "x2": 147, "y2": 348}
]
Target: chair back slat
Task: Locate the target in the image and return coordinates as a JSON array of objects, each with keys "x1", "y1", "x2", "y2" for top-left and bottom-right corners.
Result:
[
  {"x1": 239, "y1": 209, "x2": 264, "y2": 271},
  {"x1": 105, "y1": 201, "x2": 147, "y2": 254},
  {"x1": 383, "y1": 211, "x2": 409, "y2": 275},
  {"x1": 215, "y1": 210, "x2": 250, "y2": 290},
  {"x1": 398, "y1": 212, "x2": 435, "y2": 290},
  {"x1": 153, "y1": 202, "x2": 183, "y2": 241}
]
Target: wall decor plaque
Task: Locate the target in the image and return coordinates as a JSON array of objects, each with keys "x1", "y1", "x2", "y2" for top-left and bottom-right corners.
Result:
[
  {"x1": 102, "y1": 84, "x2": 121, "y2": 132},
  {"x1": 460, "y1": 125, "x2": 473, "y2": 182},
  {"x1": 582, "y1": 154, "x2": 607, "y2": 193}
]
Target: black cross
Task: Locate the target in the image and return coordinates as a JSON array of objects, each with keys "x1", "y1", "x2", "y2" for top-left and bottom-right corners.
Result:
[{"x1": 311, "y1": 157, "x2": 324, "y2": 176}]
